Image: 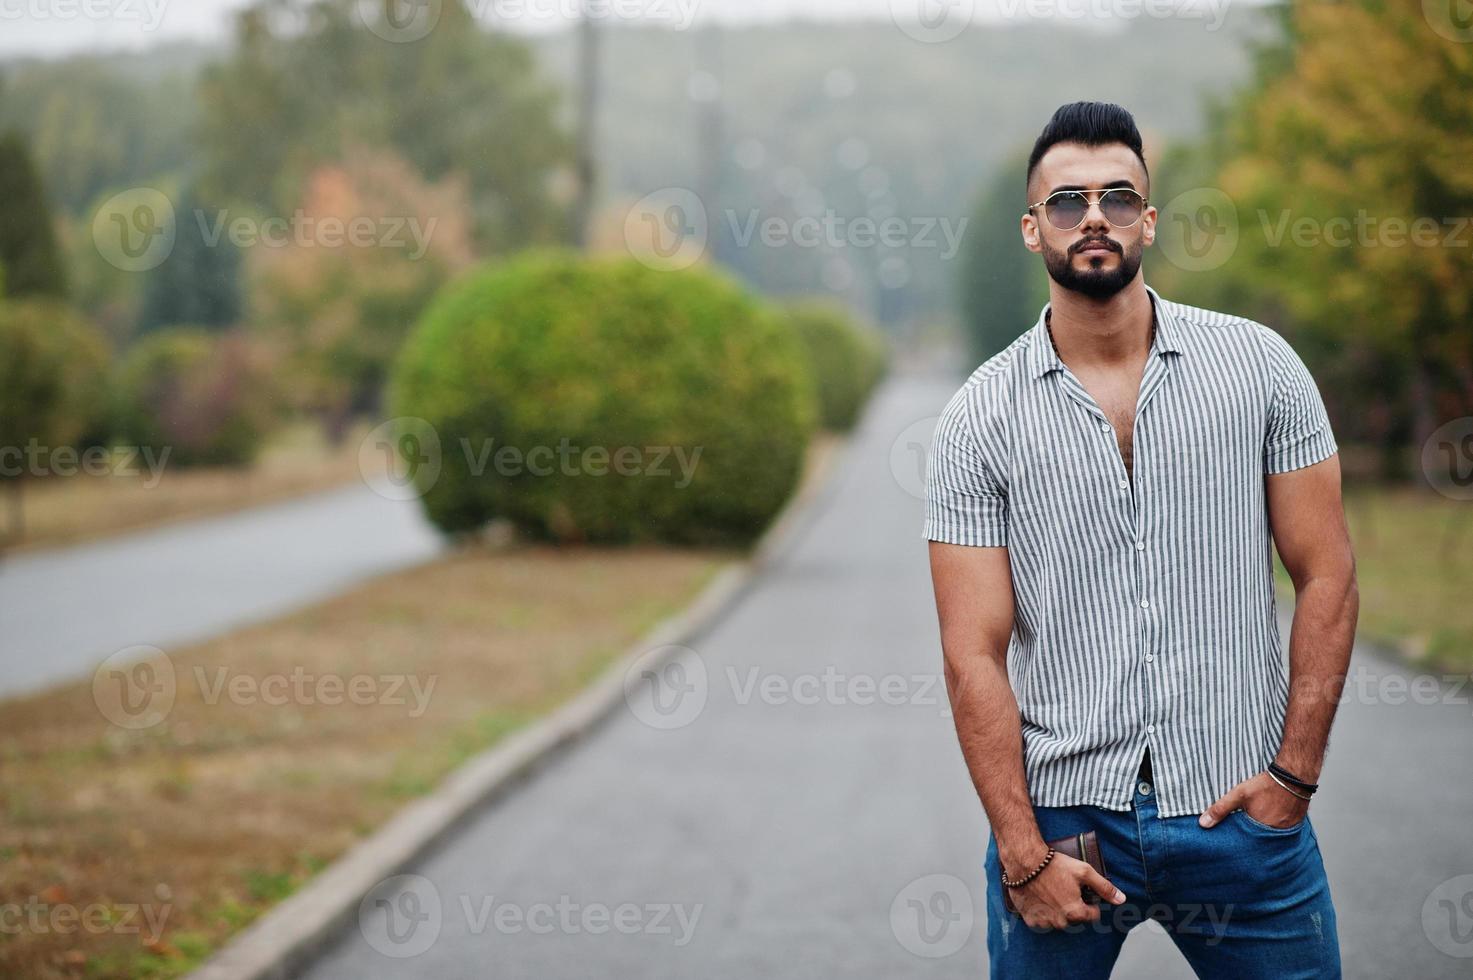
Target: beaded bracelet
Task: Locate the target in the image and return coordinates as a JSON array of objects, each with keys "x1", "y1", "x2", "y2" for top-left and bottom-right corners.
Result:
[{"x1": 1000, "y1": 847, "x2": 1057, "y2": 889}]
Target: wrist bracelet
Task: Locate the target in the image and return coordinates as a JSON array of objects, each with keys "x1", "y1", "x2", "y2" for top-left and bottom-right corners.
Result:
[
  {"x1": 1267, "y1": 769, "x2": 1314, "y2": 802},
  {"x1": 1268, "y1": 762, "x2": 1318, "y2": 793},
  {"x1": 1001, "y1": 847, "x2": 1056, "y2": 889}
]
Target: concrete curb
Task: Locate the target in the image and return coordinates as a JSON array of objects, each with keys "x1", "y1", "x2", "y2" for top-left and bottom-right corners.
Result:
[{"x1": 187, "y1": 434, "x2": 853, "y2": 980}]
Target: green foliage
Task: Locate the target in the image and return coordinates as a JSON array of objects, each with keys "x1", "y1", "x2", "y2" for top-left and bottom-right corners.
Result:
[
  {"x1": 0, "y1": 57, "x2": 196, "y2": 219},
  {"x1": 0, "y1": 300, "x2": 110, "y2": 469},
  {"x1": 195, "y1": 0, "x2": 571, "y2": 253},
  {"x1": 247, "y1": 145, "x2": 476, "y2": 441},
  {"x1": 0, "y1": 130, "x2": 68, "y2": 299},
  {"x1": 783, "y1": 301, "x2": 887, "y2": 431},
  {"x1": 136, "y1": 182, "x2": 244, "y2": 334},
  {"x1": 390, "y1": 250, "x2": 816, "y2": 545},
  {"x1": 1155, "y1": 0, "x2": 1473, "y2": 477},
  {"x1": 958, "y1": 147, "x2": 1051, "y2": 368},
  {"x1": 111, "y1": 328, "x2": 276, "y2": 466}
]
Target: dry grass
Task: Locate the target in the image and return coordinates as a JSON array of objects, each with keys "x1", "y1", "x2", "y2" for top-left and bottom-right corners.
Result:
[
  {"x1": 1, "y1": 420, "x2": 376, "y2": 555},
  {"x1": 1272, "y1": 482, "x2": 1473, "y2": 673},
  {"x1": 0, "y1": 432, "x2": 843, "y2": 979},
  {"x1": 0, "y1": 542, "x2": 731, "y2": 978}
]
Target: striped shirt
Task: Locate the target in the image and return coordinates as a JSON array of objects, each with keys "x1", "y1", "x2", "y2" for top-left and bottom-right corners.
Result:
[{"x1": 923, "y1": 283, "x2": 1338, "y2": 818}]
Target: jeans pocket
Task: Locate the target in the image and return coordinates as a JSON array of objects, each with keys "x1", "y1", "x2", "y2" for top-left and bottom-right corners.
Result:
[{"x1": 1233, "y1": 808, "x2": 1307, "y2": 835}]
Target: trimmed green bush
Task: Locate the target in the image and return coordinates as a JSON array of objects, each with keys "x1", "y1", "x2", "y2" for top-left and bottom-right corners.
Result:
[
  {"x1": 111, "y1": 327, "x2": 275, "y2": 466},
  {"x1": 0, "y1": 299, "x2": 110, "y2": 464},
  {"x1": 389, "y1": 249, "x2": 817, "y2": 545},
  {"x1": 783, "y1": 301, "x2": 888, "y2": 431}
]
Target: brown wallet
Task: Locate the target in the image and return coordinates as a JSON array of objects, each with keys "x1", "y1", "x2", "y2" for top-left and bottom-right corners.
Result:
[{"x1": 1002, "y1": 830, "x2": 1108, "y2": 915}]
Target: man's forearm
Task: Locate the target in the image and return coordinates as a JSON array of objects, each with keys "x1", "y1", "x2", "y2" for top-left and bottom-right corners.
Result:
[
  {"x1": 944, "y1": 652, "x2": 1049, "y2": 877},
  {"x1": 1275, "y1": 571, "x2": 1358, "y2": 783}
]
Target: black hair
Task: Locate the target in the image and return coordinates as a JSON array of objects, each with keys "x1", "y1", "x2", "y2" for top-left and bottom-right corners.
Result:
[{"x1": 1025, "y1": 101, "x2": 1149, "y2": 204}]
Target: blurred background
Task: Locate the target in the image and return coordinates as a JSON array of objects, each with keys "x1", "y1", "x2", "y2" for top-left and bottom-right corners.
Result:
[{"x1": 1, "y1": 1, "x2": 1471, "y2": 977}]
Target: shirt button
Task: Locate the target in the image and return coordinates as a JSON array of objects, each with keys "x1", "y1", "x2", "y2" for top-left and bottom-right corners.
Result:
[
  {"x1": 1140, "y1": 598, "x2": 1150, "y2": 608},
  {"x1": 1100, "y1": 423, "x2": 1110, "y2": 432},
  {"x1": 1118, "y1": 480, "x2": 1128, "y2": 489},
  {"x1": 1145, "y1": 654, "x2": 1155, "y2": 663},
  {"x1": 1147, "y1": 724, "x2": 1156, "y2": 734},
  {"x1": 1135, "y1": 541, "x2": 1145, "y2": 551}
]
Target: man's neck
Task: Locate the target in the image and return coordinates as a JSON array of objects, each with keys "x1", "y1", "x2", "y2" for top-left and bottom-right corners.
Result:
[{"x1": 1045, "y1": 282, "x2": 1155, "y2": 372}]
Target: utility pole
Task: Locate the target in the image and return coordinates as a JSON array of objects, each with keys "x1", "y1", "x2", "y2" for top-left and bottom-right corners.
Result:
[{"x1": 572, "y1": 1, "x2": 600, "y2": 248}]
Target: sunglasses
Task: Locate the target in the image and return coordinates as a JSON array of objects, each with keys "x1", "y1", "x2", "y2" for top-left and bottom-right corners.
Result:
[{"x1": 1027, "y1": 188, "x2": 1148, "y2": 230}]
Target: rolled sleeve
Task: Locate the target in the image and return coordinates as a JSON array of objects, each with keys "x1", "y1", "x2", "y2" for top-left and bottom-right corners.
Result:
[
  {"x1": 1259, "y1": 326, "x2": 1338, "y2": 474},
  {"x1": 922, "y1": 403, "x2": 1008, "y2": 546}
]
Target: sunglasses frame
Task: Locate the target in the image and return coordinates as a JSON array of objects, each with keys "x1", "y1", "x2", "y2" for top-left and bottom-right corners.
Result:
[{"x1": 1026, "y1": 187, "x2": 1149, "y2": 230}]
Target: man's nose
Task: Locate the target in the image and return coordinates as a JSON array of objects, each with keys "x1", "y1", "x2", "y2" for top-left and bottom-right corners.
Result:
[{"x1": 1080, "y1": 197, "x2": 1110, "y2": 229}]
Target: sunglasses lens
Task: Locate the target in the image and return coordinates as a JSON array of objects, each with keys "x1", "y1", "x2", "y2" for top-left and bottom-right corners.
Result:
[
  {"x1": 1101, "y1": 190, "x2": 1144, "y2": 226},
  {"x1": 1045, "y1": 192, "x2": 1089, "y2": 229}
]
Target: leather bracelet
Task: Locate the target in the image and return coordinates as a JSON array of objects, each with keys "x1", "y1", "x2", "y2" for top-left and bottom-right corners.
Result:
[
  {"x1": 1267, "y1": 770, "x2": 1314, "y2": 802},
  {"x1": 1268, "y1": 762, "x2": 1318, "y2": 793},
  {"x1": 1001, "y1": 846, "x2": 1056, "y2": 889}
]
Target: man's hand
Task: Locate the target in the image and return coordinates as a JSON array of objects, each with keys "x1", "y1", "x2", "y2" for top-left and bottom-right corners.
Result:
[
  {"x1": 1198, "y1": 771, "x2": 1310, "y2": 829},
  {"x1": 1005, "y1": 852, "x2": 1126, "y2": 930}
]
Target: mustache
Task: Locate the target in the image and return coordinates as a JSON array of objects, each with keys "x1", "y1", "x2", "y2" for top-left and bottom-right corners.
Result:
[{"x1": 1073, "y1": 238, "x2": 1121, "y2": 254}]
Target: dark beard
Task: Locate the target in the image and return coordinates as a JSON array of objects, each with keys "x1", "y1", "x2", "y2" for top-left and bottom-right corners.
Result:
[{"x1": 1042, "y1": 237, "x2": 1142, "y2": 299}]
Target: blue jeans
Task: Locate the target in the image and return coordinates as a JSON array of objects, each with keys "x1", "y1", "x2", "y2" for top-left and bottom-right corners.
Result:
[{"x1": 983, "y1": 776, "x2": 1342, "y2": 978}]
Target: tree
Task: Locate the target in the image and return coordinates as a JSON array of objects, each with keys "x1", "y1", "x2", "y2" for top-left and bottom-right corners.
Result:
[
  {"x1": 0, "y1": 300, "x2": 109, "y2": 545},
  {"x1": 136, "y1": 181, "x2": 245, "y2": 334},
  {"x1": 248, "y1": 144, "x2": 475, "y2": 442},
  {"x1": 195, "y1": 0, "x2": 572, "y2": 255},
  {"x1": 957, "y1": 147, "x2": 1050, "y2": 369},
  {"x1": 1198, "y1": 0, "x2": 1473, "y2": 476},
  {"x1": 0, "y1": 130, "x2": 67, "y2": 299}
]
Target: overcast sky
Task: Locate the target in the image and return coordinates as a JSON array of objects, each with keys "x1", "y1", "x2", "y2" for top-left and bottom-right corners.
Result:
[{"x1": 0, "y1": 0, "x2": 1256, "y2": 59}]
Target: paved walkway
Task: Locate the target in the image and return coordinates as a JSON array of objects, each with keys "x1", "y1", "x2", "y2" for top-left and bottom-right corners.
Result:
[{"x1": 0, "y1": 484, "x2": 443, "y2": 697}]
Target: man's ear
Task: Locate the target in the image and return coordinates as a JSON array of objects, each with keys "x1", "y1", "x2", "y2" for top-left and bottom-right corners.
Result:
[{"x1": 1021, "y1": 215, "x2": 1041, "y2": 252}]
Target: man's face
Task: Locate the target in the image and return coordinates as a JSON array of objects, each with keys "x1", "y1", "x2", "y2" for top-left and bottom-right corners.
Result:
[{"x1": 1023, "y1": 142, "x2": 1155, "y2": 300}]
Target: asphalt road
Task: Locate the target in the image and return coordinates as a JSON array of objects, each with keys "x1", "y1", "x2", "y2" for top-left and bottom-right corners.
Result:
[
  {"x1": 0, "y1": 483, "x2": 444, "y2": 698},
  {"x1": 298, "y1": 374, "x2": 1473, "y2": 979}
]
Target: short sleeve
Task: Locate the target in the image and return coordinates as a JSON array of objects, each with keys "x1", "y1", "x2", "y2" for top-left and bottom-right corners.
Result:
[
  {"x1": 1259, "y1": 325, "x2": 1338, "y2": 474},
  {"x1": 923, "y1": 402, "x2": 1008, "y2": 546}
]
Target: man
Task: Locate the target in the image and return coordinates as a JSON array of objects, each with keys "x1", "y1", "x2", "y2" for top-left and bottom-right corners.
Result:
[{"x1": 923, "y1": 101, "x2": 1357, "y2": 978}]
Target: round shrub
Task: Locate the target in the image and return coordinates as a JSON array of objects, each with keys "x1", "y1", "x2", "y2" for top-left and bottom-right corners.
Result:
[
  {"x1": 0, "y1": 299, "x2": 110, "y2": 461},
  {"x1": 389, "y1": 249, "x2": 817, "y2": 545},
  {"x1": 111, "y1": 327, "x2": 276, "y2": 466},
  {"x1": 783, "y1": 301, "x2": 889, "y2": 431}
]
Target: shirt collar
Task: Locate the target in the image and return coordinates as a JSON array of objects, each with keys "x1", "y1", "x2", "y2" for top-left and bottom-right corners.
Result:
[{"x1": 1028, "y1": 283, "x2": 1184, "y2": 380}]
